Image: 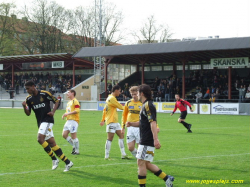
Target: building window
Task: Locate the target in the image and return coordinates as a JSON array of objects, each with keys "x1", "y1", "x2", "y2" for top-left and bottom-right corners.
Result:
[
  {"x1": 163, "y1": 66, "x2": 173, "y2": 71},
  {"x1": 177, "y1": 65, "x2": 188, "y2": 70},
  {"x1": 151, "y1": 66, "x2": 162, "y2": 71},
  {"x1": 189, "y1": 65, "x2": 201, "y2": 70},
  {"x1": 203, "y1": 64, "x2": 213, "y2": 69}
]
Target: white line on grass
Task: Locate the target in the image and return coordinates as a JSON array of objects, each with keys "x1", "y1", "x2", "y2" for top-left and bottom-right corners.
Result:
[{"x1": 0, "y1": 153, "x2": 249, "y2": 176}]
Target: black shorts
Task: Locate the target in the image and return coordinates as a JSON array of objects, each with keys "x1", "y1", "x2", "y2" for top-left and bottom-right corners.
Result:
[{"x1": 180, "y1": 111, "x2": 187, "y2": 119}]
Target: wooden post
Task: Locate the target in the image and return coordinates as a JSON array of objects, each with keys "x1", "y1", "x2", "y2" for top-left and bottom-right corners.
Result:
[
  {"x1": 228, "y1": 66, "x2": 232, "y2": 100},
  {"x1": 182, "y1": 60, "x2": 186, "y2": 99}
]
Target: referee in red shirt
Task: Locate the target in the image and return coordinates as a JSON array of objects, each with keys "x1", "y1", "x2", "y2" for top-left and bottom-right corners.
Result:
[{"x1": 170, "y1": 94, "x2": 193, "y2": 133}]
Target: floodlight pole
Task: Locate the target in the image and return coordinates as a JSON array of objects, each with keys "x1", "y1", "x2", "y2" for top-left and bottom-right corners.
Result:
[
  {"x1": 182, "y1": 59, "x2": 186, "y2": 99},
  {"x1": 12, "y1": 63, "x2": 14, "y2": 88}
]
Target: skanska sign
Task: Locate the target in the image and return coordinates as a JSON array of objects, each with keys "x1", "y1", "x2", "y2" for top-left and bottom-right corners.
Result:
[{"x1": 210, "y1": 57, "x2": 249, "y2": 67}]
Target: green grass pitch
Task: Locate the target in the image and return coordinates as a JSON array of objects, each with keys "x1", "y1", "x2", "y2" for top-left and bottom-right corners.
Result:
[{"x1": 0, "y1": 108, "x2": 249, "y2": 187}]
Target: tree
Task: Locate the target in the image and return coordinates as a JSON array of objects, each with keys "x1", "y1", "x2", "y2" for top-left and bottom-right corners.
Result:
[
  {"x1": 0, "y1": 2, "x2": 18, "y2": 56},
  {"x1": 132, "y1": 15, "x2": 173, "y2": 44},
  {"x1": 14, "y1": 0, "x2": 72, "y2": 54}
]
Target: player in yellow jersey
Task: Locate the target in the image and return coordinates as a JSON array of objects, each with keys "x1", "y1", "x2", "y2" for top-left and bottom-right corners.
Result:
[
  {"x1": 100, "y1": 85, "x2": 129, "y2": 159},
  {"x1": 121, "y1": 86, "x2": 141, "y2": 158},
  {"x1": 62, "y1": 90, "x2": 80, "y2": 155},
  {"x1": 122, "y1": 86, "x2": 160, "y2": 158}
]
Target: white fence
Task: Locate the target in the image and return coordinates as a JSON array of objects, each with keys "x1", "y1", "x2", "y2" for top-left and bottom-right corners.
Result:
[{"x1": 0, "y1": 100, "x2": 249, "y2": 115}]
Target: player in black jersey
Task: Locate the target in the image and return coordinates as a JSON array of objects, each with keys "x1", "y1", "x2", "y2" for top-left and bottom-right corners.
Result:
[
  {"x1": 127, "y1": 84, "x2": 174, "y2": 187},
  {"x1": 22, "y1": 81, "x2": 73, "y2": 172}
]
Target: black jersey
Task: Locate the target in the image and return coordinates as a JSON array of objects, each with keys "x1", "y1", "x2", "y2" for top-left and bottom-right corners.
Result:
[
  {"x1": 139, "y1": 100, "x2": 157, "y2": 147},
  {"x1": 26, "y1": 90, "x2": 58, "y2": 127}
]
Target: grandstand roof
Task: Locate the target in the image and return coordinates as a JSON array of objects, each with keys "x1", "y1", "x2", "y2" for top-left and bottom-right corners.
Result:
[
  {"x1": 0, "y1": 53, "x2": 93, "y2": 70},
  {"x1": 73, "y1": 37, "x2": 250, "y2": 64}
]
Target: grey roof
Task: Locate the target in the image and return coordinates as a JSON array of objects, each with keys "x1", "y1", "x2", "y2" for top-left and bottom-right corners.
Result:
[{"x1": 74, "y1": 37, "x2": 250, "y2": 58}]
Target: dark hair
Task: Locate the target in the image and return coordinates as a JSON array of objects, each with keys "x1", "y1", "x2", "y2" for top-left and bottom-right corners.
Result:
[
  {"x1": 69, "y1": 89, "x2": 76, "y2": 96},
  {"x1": 138, "y1": 84, "x2": 152, "y2": 100},
  {"x1": 25, "y1": 81, "x2": 35, "y2": 87},
  {"x1": 112, "y1": 85, "x2": 121, "y2": 92},
  {"x1": 175, "y1": 93, "x2": 180, "y2": 97}
]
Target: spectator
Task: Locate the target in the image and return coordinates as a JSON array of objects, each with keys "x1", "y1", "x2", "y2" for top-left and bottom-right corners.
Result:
[
  {"x1": 248, "y1": 84, "x2": 250, "y2": 92},
  {"x1": 203, "y1": 87, "x2": 210, "y2": 99},
  {"x1": 155, "y1": 91, "x2": 163, "y2": 102},
  {"x1": 213, "y1": 91, "x2": 220, "y2": 102},
  {"x1": 157, "y1": 83, "x2": 165, "y2": 92},
  {"x1": 124, "y1": 83, "x2": 129, "y2": 97},
  {"x1": 223, "y1": 83, "x2": 228, "y2": 96},
  {"x1": 151, "y1": 91, "x2": 155, "y2": 101},
  {"x1": 195, "y1": 90, "x2": 202, "y2": 103},
  {"x1": 209, "y1": 93, "x2": 215, "y2": 103},
  {"x1": 165, "y1": 85, "x2": 170, "y2": 102},
  {"x1": 236, "y1": 85, "x2": 245, "y2": 103},
  {"x1": 211, "y1": 86, "x2": 216, "y2": 94},
  {"x1": 245, "y1": 90, "x2": 250, "y2": 103}
]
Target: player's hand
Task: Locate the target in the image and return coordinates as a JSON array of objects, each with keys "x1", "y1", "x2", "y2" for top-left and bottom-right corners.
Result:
[
  {"x1": 126, "y1": 121, "x2": 131, "y2": 127},
  {"x1": 121, "y1": 128, "x2": 125, "y2": 134},
  {"x1": 154, "y1": 139, "x2": 161, "y2": 149},
  {"x1": 157, "y1": 128, "x2": 160, "y2": 133},
  {"x1": 47, "y1": 111, "x2": 54, "y2": 117},
  {"x1": 62, "y1": 113, "x2": 68, "y2": 119},
  {"x1": 190, "y1": 109, "x2": 194, "y2": 112},
  {"x1": 170, "y1": 113, "x2": 173, "y2": 116},
  {"x1": 22, "y1": 101, "x2": 26, "y2": 107},
  {"x1": 100, "y1": 121, "x2": 105, "y2": 126}
]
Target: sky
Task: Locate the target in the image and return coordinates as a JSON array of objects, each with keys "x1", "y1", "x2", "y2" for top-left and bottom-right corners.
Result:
[{"x1": 7, "y1": 0, "x2": 250, "y2": 44}]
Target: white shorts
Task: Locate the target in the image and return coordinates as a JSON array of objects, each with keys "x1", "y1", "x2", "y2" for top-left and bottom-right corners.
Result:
[
  {"x1": 63, "y1": 120, "x2": 79, "y2": 133},
  {"x1": 136, "y1": 145, "x2": 155, "y2": 162},
  {"x1": 126, "y1": 127, "x2": 140, "y2": 144},
  {"x1": 106, "y1": 123, "x2": 122, "y2": 133},
  {"x1": 38, "y1": 122, "x2": 54, "y2": 141}
]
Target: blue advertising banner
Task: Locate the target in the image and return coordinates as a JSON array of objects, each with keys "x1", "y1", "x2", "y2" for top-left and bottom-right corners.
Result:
[{"x1": 98, "y1": 101, "x2": 106, "y2": 111}]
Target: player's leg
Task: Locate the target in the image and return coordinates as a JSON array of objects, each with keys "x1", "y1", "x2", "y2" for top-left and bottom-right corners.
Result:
[
  {"x1": 179, "y1": 111, "x2": 192, "y2": 133},
  {"x1": 47, "y1": 137, "x2": 73, "y2": 172},
  {"x1": 137, "y1": 159, "x2": 147, "y2": 187},
  {"x1": 105, "y1": 132, "x2": 115, "y2": 159},
  {"x1": 116, "y1": 127, "x2": 128, "y2": 159},
  {"x1": 37, "y1": 123, "x2": 57, "y2": 162},
  {"x1": 70, "y1": 132, "x2": 79, "y2": 154},
  {"x1": 62, "y1": 121, "x2": 74, "y2": 151},
  {"x1": 127, "y1": 140, "x2": 137, "y2": 158},
  {"x1": 70, "y1": 121, "x2": 79, "y2": 155}
]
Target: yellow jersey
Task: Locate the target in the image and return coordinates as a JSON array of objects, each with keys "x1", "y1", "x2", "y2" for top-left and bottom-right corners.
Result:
[
  {"x1": 101, "y1": 94, "x2": 124, "y2": 125},
  {"x1": 66, "y1": 98, "x2": 80, "y2": 123},
  {"x1": 121, "y1": 99, "x2": 142, "y2": 128}
]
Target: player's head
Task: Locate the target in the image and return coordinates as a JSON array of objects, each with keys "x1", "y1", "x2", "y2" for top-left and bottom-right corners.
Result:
[
  {"x1": 112, "y1": 85, "x2": 121, "y2": 97},
  {"x1": 138, "y1": 84, "x2": 152, "y2": 102},
  {"x1": 175, "y1": 94, "x2": 180, "y2": 100},
  {"x1": 67, "y1": 89, "x2": 76, "y2": 99},
  {"x1": 129, "y1": 86, "x2": 138, "y2": 101},
  {"x1": 24, "y1": 81, "x2": 36, "y2": 95}
]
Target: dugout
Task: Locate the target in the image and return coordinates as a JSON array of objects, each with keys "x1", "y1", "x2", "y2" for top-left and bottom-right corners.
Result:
[{"x1": 74, "y1": 37, "x2": 250, "y2": 100}]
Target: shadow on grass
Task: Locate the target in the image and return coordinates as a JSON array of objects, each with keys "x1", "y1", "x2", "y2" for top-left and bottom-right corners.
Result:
[{"x1": 66, "y1": 169, "x2": 135, "y2": 186}]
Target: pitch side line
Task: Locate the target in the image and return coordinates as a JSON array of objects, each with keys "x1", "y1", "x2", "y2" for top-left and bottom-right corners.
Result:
[{"x1": 0, "y1": 153, "x2": 249, "y2": 176}]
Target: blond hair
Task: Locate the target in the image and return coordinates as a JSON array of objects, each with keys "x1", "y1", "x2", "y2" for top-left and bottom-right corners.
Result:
[{"x1": 129, "y1": 86, "x2": 138, "y2": 93}]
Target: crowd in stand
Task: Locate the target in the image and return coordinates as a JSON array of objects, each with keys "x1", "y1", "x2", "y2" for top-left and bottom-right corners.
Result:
[
  {"x1": 105, "y1": 68, "x2": 250, "y2": 103},
  {"x1": 0, "y1": 72, "x2": 83, "y2": 98}
]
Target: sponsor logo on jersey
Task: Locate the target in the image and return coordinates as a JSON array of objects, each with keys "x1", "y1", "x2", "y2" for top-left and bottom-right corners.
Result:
[
  {"x1": 129, "y1": 106, "x2": 134, "y2": 109},
  {"x1": 33, "y1": 103, "x2": 45, "y2": 109},
  {"x1": 40, "y1": 96, "x2": 44, "y2": 102}
]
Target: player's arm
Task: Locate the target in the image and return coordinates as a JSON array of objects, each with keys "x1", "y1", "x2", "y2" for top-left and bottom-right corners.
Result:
[
  {"x1": 100, "y1": 106, "x2": 106, "y2": 126},
  {"x1": 22, "y1": 100, "x2": 31, "y2": 116},
  {"x1": 184, "y1": 100, "x2": 193, "y2": 112},
  {"x1": 151, "y1": 121, "x2": 160, "y2": 149},
  {"x1": 121, "y1": 103, "x2": 129, "y2": 129},
  {"x1": 126, "y1": 121, "x2": 140, "y2": 127},
  {"x1": 109, "y1": 97, "x2": 124, "y2": 110},
  {"x1": 44, "y1": 91, "x2": 59, "y2": 116},
  {"x1": 157, "y1": 124, "x2": 160, "y2": 133},
  {"x1": 171, "y1": 103, "x2": 177, "y2": 116}
]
